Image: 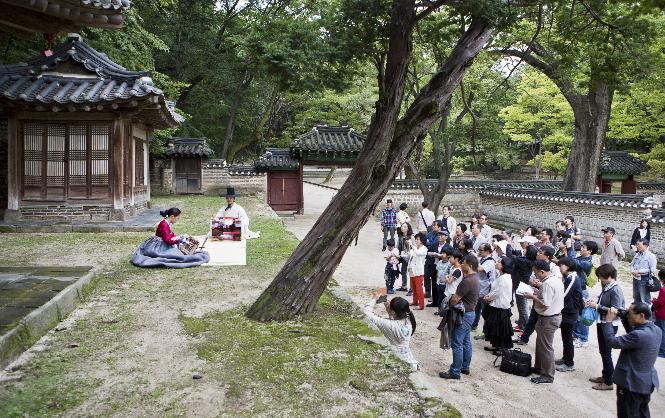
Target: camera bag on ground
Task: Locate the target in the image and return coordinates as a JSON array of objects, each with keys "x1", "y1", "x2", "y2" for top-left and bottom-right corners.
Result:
[{"x1": 493, "y1": 348, "x2": 532, "y2": 377}]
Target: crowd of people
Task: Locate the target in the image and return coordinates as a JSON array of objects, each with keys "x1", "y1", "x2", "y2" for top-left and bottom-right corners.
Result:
[{"x1": 372, "y1": 199, "x2": 664, "y2": 417}]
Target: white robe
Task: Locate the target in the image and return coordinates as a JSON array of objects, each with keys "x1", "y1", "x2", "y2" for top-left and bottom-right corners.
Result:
[{"x1": 214, "y1": 203, "x2": 259, "y2": 239}]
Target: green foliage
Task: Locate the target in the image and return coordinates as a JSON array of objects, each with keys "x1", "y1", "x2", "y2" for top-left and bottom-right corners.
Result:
[{"x1": 642, "y1": 144, "x2": 665, "y2": 179}]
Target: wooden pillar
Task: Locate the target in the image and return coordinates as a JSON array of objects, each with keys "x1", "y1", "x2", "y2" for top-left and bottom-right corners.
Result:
[
  {"x1": 6, "y1": 117, "x2": 19, "y2": 211},
  {"x1": 298, "y1": 161, "x2": 304, "y2": 214},
  {"x1": 128, "y1": 125, "x2": 135, "y2": 206},
  {"x1": 111, "y1": 116, "x2": 124, "y2": 210}
]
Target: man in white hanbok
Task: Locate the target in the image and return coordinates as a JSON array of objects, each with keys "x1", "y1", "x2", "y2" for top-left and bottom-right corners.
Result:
[{"x1": 214, "y1": 187, "x2": 260, "y2": 239}]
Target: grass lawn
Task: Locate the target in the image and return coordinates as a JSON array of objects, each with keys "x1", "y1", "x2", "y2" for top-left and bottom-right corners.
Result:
[{"x1": 0, "y1": 195, "x2": 458, "y2": 417}]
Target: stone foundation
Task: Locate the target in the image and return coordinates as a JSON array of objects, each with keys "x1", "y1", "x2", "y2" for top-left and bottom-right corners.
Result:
[{"x1": 15, "y1": 202, "x2": 148, "y2": 222}]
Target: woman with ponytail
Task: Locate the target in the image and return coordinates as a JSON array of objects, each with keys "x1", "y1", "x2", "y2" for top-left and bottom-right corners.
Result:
[
  {"x1": 131, "y1": 207, "x2": 210, "y2": 268},
  {"x1": 364, "y1": 294, "x2": 419, "y2": 371}
]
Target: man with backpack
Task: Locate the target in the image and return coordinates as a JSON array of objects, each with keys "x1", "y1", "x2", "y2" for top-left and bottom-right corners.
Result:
[{"x1": 572, "y1": 241, "x2": 598, "y2": 348}]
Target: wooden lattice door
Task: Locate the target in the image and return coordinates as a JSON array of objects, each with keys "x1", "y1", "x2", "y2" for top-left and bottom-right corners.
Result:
[{"x1": 174, "y1": 158, "x2": 201, "y2": 194}]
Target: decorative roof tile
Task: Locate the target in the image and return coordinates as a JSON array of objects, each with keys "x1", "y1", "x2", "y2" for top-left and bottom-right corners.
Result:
[
  {"x1": 599, "y1": 151, "x2": 647, "y2": 176},
  {"x1": 255, "y1": 148, "x2": 299, "y2": 171},
  {"x1": 651, "y1": 208, "x2": 665, "y2": 224},
  {"x1": 291, "y1": 125, "x2": 365, "y2": 154},
  {"x1": 480, "y1": 186, "x2": 657, "y2": 208},
  {"x1": 0, "y1": 37, "x2": 179, "y2": 129},
  {"x1": 165, "y1": 137, "x2": 213, "y2": 158}
]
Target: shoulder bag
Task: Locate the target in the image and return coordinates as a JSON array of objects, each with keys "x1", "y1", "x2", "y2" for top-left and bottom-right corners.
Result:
[
  {"x1": 648, "y1": 266, "x2": 662, "y2": 293},
  {"x1": 494, "y1": 348, "x2": 532, "y2": 377}
]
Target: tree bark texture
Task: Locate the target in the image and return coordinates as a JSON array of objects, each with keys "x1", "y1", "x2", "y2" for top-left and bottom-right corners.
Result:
[
  {"x1": 562, "y1": 80, "x2": 613, "y2": 192},
  {"x1": 221, "y1": 70, "x2": 253, "y2": 161},
  {"x1": 246, "y1": 7, "x2": 493, "y2": 321}
]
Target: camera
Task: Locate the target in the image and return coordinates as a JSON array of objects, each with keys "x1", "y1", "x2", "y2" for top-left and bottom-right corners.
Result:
[{"x1": 617, "y1": 308, "x2": 628, "y2": 319}]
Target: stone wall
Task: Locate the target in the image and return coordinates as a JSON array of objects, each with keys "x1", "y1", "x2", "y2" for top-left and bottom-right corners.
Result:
[{"x1": 380, "y1": 189, "x2": 481, "y2": 220}]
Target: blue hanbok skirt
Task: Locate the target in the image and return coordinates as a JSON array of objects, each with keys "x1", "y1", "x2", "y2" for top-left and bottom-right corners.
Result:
[{"x1": 131, "y1": 236, "x2": 210, "y2": 268}]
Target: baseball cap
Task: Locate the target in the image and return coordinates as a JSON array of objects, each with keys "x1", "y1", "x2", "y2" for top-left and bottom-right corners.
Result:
[{"x1": 602, "y1": 226, "x2": 615, "y2": 234}]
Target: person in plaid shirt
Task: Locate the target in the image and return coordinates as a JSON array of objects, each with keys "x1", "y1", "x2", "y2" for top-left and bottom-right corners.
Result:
[{"x1": 380, "y1": 199, "x2": 397, "y2": 251}]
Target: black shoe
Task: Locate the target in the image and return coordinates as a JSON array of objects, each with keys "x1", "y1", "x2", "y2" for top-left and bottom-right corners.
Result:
[
  {"x1": 439, "y1": 371, "x2": 460, "y2": 380},
  {"x1": 530, "y1": 367, "x2": 542, "y2": 375},
  {"x1": 531, "y1": 376, "x2": 553, "y2": 384},
  {"x1": 555, "y1": 359, "x2": 565, "y2": 366},
  {"x1": 484, "y1": 347, "x2": 499, "y2": 352},
  {"x1": 396, "y1": 287, "x2": 408, "y2": 292},
  {"x1": 461, "y1": 369, "x2": 470, "y2": 375},
  {"x1": 424, "y1": 292, "x2": 431, "y2": 298},
  {"x1": 426, "y1": 303, "x2": 437, "y2": 307}
]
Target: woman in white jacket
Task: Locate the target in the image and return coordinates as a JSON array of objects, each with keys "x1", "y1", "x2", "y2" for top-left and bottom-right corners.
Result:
[{"x1": 409, "y1": 232, "x2": 428, "y2": 310}]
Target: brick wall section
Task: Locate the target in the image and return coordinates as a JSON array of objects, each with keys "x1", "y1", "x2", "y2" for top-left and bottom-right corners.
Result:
[
  {"x1": 480, "y1": 195, "x2": 664, "y2": 260},
  {"x1": 380, "y1": 189, "x2": 482, "y2": 220}
]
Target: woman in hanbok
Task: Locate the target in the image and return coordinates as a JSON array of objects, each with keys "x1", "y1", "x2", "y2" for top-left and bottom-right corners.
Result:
[{"x1": 131, "y1": 207, "x2": 210, "y2": 268}]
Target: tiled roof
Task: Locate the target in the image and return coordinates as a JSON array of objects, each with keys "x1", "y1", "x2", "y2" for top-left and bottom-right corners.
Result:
[
  {"x1": 480, "y1": 186, "x2": 657, "y2": 208},
  {"x1": 0, "y1": 37, "x2": 179, "y2": 129},
  {"x1": 255, "y1": 148, "x2": 299, "y2": 171},
  {"x1": 165, "y1": 137, "x2": 213, "y2": 158},
  {"x1": 391, "y1": 179, "x2": 563, "y2": 190},
  {"x1": 652, "y1": 208, "x2": 665, "y2": 224},
  {"x1": 292, "y1": 125, "x2": 365, "y2": 154},
  {"x1": 599, "y1": 151, "x2": 647, "y2": 175},
  {"x1": 201, "y1": 160, "x2": 261, "y2": 176},
  {"x1": 0, "y1": 0, "x2": 131, "y2": 31}
]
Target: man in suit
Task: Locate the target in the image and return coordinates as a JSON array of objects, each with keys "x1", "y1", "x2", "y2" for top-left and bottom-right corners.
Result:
[{"x1": 604, "y1": 302, "x2": 661, "y2": 418}]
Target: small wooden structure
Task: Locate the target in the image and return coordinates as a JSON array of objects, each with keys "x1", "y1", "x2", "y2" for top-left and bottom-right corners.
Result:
[
  {"x1": 165, "y1": 137, "x2": 213, "y2": 194},
  {"x1": 255, "y1": 125, "x2": 365, "y2": 213},
  {"x1": 0, "y1": 35, "x2": 181, "y2": 220},
  {"x1": 596, "y1": 151, "x2": 647, "y2": 194},
  {"x1": 0, "y1": 0, "x2": 131, "y2": 35}
]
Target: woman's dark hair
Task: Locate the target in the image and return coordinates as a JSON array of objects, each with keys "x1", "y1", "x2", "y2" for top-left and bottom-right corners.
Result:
[
  {"x1": 460, "y1": 238, "x2": 473, "y2": 252},
  {"x1": 527, "y1": 226, "x2": 540, "y2": 236},
  {"x1": 541, "y1": 228, "x2": 554, "y2": 240},
  {"x1": 390, "y1": 297, "x2": 416, "y2": 335},
  {"x1": 525, "y1": 245, "x2": 539, "y2": 261},
  {"x1": 399, "y1": 203, "x2": 408, "y2": 210},
  {"x1": 659, "y1": 269, "x2": 665, "y2": 282},
  {"x1": 160, "y1": 207, "x2": 181, "y2": 218},
  {"x1": 557, "y1": 256, "x2": 577, "y2": 272},
  {"x1": 639, "y1": 219, "x2": 650, "y2": 229},
  {"x1": 401, "y1": 222, "x2": 414, "y2": 235},
  {"x1": 414, "y1": 232, "x2": 426, "y2": 244},
  {"x1": 458, "y1": 223, "x2": 467, "y2": 233},
  {"x1": 582, "y1": 240, "x2": 599, "y2": 255},
  {"x1": 499, "y1": 256, "x2": 514, "y2": 274},
  {"x1": 450, "y1": 249, "x2": 464, "y2": 262},
  {"x1": 596, "y1": 263, "x2": 617, "y2": 280},
  {"x1": 492, "y1": 234, "x2": 503, "y2": 242}
]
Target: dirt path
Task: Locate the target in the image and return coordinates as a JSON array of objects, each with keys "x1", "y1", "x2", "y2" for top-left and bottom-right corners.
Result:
[{"x1": 284, "y1": 182, "x2": 665, "y2": 418}]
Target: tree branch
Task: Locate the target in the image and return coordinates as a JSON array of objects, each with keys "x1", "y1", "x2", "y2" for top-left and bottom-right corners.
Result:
[{"x1": 579, "y1": 1, "x2": 619, "y2": 30}]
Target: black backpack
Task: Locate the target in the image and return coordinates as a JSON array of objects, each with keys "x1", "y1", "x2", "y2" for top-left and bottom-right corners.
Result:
[{"x1": 494, "y1": 348, "x2": 532, "y2": 377}]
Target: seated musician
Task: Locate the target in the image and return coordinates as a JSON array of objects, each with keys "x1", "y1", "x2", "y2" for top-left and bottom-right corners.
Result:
[
  {"x1": 131, "y1": 207, "x2": 210, "y2": 268},
  {"x1": 214, "y1": 187, "x2": 260, "y2": 239}
]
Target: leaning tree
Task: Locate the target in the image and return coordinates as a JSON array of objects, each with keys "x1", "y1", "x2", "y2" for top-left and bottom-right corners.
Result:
[{"x1": 246, "y1": 0, "x2": 505, "y2": 321}]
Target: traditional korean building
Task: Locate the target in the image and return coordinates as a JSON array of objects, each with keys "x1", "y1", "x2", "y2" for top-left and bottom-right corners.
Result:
[
  {"x1": 597, "y1": 151, "x2": 648, "y2": 194},
  {"x1": 0, "y1": 35, "x2": 181, "y2": 221},
  {"x1": 255, "y1": 125, "x2": 365, "y2": 213},
  {"x1": 164, "y1": 137, "x2": 213, "y2": 194}
]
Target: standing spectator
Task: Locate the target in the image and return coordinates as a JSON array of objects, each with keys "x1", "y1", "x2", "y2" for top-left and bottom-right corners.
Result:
[
  {"x1": 511, "y1": 246, "x2": 539, "y2": 334},
  {"x1": 599, "y1": 226, "x2": 626, "y2": 268},
  {"x1": 396, "y1": 203, "x2": 410, "y2": 236},
  {"x1": 408, "y1": 233, "x2": 428, "y2": 310},
  {"x1": 536, "y1": 228, "x2": 554, "y2": 249},
  {"x1": 630, "y1": 220, "x2": 651, "y2": 252},
  {"x1": 435, "y1": 247, "x2": 453, "y2": 308},
  {"x1": 417, "y1": 201, "x2": 435, "y2": 233},
  {"x1": 380, "y1": 199, "x2": 397, "y2": 251},
  {"x1": 472, "y1": 243, "x2": 496, "y2": 334},
  {"x1": 524, "y1": 260, "x2": 564, "y2": 384},
  {"x1": 557, "y1": 230, "x2": 576, "y2": 259},
  {"x1": 650, "y1": 270, "x2": 665, "y2": 358},
  {"x1": 397, "y1": 222, "x2": 413, "y2": 293},
  {"x1": 438, "y1": 205, "x2": 457, "y2": 236},
  {"x1": 425, "y1": 228, "x2": 450, "y2": 305},
  {"x1": 572, "y1": 241, "x2": 597, "y2": 348},
  {"x1": 482, "y1": 256, "x2": 514, "y2": 352},
  {"x1": 631, "y1": 239, "x2": 658, "y2": 305},
  {"x1": 471, "y1": 224, "x2": 488, "y2": 253},
  {"x1": 453, "y1": 224, "x2": 467, "y2": 249},
  {"x1": 439, "y1": 254, "x2": 481, "y2": 380},
  {"x1": 603, "y1": 303, "x2": 661, "y2": 418},
  {"x1": 458, "y1": 238, "x2": 473, "y2": 257},
  {"x1": 587, "y1": 264, "x2": 626, "y2": 391},
  {"x1": 564, "y1": 215, "x2": 583, "y2": 244},
  {"x1": 425, "y1": 220, "x2": 442, "y2": 247},
  {"x1": 478, "y1": 214, "x2": 493, "y2": 241},
  {"x1": 556, "y1": 257, "x2": 583, "y2": 372},
  {"x1": 383, "y1": 239, "x2": 400, "y2": 294}
]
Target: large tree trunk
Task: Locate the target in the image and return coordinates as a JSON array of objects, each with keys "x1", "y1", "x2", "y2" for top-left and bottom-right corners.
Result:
[
  {"x1": 246, "y1": 9, "x2": 493, "y2": 321},
  {"x1": 220, "y1": 70, "x2": 253, "y2": 161},
  {"x1": 562, "y1": 79, "x2": 613, "y2": 192}
]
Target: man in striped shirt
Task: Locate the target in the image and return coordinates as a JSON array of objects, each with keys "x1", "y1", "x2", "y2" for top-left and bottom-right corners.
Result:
[{"x1": 380, "y1": 199, "x2": 397, "y2": 251}]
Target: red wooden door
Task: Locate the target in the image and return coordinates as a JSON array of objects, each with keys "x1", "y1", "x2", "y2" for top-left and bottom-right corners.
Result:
[{"x1": 268, "y1": 171, "x2": 300, "y2": 212}]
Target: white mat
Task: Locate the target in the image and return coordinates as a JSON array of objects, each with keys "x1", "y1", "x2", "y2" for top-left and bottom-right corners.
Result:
[{"x1": 198, "y1": 236, "x2": 247, "y2": 266}]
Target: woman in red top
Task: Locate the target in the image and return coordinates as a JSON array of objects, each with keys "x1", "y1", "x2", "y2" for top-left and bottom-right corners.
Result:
[
  {"x1": 651, "y1": 270, "x2": 665, "y2": 358},
  {"x1": 131, "y1": 207, "x2": 209, "y2": 268}
]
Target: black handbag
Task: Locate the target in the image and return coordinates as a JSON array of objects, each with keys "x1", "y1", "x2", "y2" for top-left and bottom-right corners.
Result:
[
  {"x1": 494, "y1": 348, "x2": 532, "y2": 377},
  {"x1": 647, "y1": 267, "x2": 662, "y2": 293}
]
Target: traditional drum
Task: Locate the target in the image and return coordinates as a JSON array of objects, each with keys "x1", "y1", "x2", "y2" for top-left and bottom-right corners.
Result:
[
  {"x1": 211, "y1": 217, "x2": 242, "y2": 241},
  {"x1": 179, "y1": 236, "x2": 200, "y2": 255}
]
